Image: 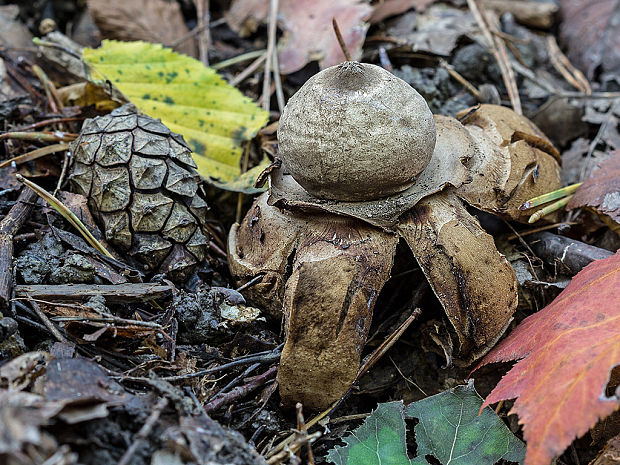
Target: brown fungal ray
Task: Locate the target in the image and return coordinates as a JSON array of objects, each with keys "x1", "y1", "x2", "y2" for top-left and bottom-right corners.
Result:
[
  {"x1": 229, "y1": 193, "x2": 398, "y2": 410},
  {"x1": 455, "y1": 105, "x2": 561, "y2": 222},
  {"x1": 398, "y1": 191, "x2": 518, "y2": 362},
  {"x1": 228, "y1": 193, "x2": 306, "y2": 319},
  {"x1": 278, "y1": 214, "x2": 397, "y2": 410}
]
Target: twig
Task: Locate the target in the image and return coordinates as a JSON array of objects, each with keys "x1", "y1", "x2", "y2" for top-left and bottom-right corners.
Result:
[
  {"x1": 0, "y1": 131, "x2": 77, "y2": 142},
  {"x1": 117, "y1": 397, "x2": 168, "y2": 465},
  {"x1": 212, "y1": 50, "x2": 266, "y2": 70},
  {"x1": 16, "y1": 116, "x2": 82, "y2": 132},
  {"x1": 272, "y1": 47, "x2": 285, "y2": 113},
  {"x1": 162, "y1": 350, "x2": 281, "y2": 382},
  {"x1": 211, "y1": 362, "x2": 260, "y2": 398},
  {"x1": 230, "y1": 53, "x2": 267, "y2": 87},
  {"x1": 235, "y1": 274, "x2": 265, "y2": 293},
  {"x1": 194, "y1": 0, "x2": 210, "y2": 66},
  {"x1": 296, "y1": 403, "x2": 315, "y2": 465},
  {"x1": 235, "y1": 141, "x2": 252, "y2": 224},
  {"x1": 0, "y1": 143, "x2": 69, "y2": 169},
  {"x1": 27, "y1": 295, "x2": 69, "y2": 343},
  {"x1": 31, "y1": 65, "x2": 62, "y2": 113},
  {"x1": 262, "y1": 0, "x2": 279, "y2": 113},
  {"x1": 54, "y1": 150, "x2": 71, "y2": 195},
  {"x1": 204, "y1": 365, "x2": 277, "y2": 413},
  {"x1": 468, "y1": 0, "x2": 521, "y2": 113},
  {"x1": 439, "y1": 58, "x2": 481, "y2": 100},
  {"x1": 0, "y1": 188, "x2": 38, "y2": 308},
  {"x1": 332, "y1": 18, "x2": 352, "y2": 62},
  {"x1": 546, "y1": 35, "x2": 591, "y2": 94},
  {"x1": 168, "y1": 23, "x2": 209, "y2": 49}
]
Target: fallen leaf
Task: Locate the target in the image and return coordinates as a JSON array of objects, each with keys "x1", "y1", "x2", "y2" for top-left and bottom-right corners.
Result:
[
  {"x1": 405, "y1": 381, "x2": 526, "y2": 465},
  {"x1": 83, "y1": 40, "x2": 269, "y2": 190},
  {"x1": 559, "y1": 0, "x2": 620, "y2": 79},
  {"x1": 87, "y1": 0, "x2": 197, "y2": 57},
  {"x1": 328, "y1": 401, "x2": 416, "y2": 465},
  {"x1": 387, "y1": 4, "x2": 477, "y2": 56},
  {"x1": 226, "y1": 0, "x2": 372, "y2": 74},
  {"x1": 475, "y1": 251, "x2": 620, "y2": 465},
  {"x1": 567, "y1": 150, "x2": 620, "y2": 222},
  {"x1": 327, "y1": 382, "x2": 525, "y2": 465},
  {"x1": 369, "y1": 0, "x2": 436, "y2": 24}
]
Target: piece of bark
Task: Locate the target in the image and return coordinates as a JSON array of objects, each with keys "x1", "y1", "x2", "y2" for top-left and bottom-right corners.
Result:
[
  {"x1": 528, "y1": 232, "x2": 614, "y2": 275},
  {"x1": 0, "y1": 188, "x2": 38, "y2": 309},
  {"x1": 14, "y1": 283, "x2": 173, "y2": 303}
]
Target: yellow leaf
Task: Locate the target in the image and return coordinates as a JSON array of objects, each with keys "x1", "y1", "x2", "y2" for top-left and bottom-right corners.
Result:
[{"x1": 83, "y1": 40, "x2": 269, "y2": 190}]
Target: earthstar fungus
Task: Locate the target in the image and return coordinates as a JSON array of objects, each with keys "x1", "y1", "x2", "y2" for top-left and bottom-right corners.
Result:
[{"x1": 229, "y1": 62, "x2": 561, "y2": 410}]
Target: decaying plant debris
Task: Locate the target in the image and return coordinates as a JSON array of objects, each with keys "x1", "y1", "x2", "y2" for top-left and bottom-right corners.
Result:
[{"x1": 0, "y1": 1, "x2": 619, "y2": 464}]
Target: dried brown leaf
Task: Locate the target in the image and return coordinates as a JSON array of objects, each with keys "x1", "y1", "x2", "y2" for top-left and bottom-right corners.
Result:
[
  {"x1": 87, "y1": 0, "x2": 197, "y2": 57},
  {"x1": 559, "y1": 0, "x2": 620, "y2": 79},
  {"x1": 369, "y1": 0, "x2": 436, "y2": 24},
  {"x1": 567, "y1": 150, "x2": 620, "y2": 222},
  {"x1": 226, "y1": 0, "x2": 372, "y2": 74}
]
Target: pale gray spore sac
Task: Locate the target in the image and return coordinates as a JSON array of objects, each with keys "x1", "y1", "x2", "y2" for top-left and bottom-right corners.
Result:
[{"x1": 277, "y1": 61, "x2": 437, "y2": 201}]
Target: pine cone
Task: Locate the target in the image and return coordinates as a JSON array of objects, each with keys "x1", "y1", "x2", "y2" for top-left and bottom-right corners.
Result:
[{"x1": 69, "y1": 105, "x2": 210, "y2": 282}]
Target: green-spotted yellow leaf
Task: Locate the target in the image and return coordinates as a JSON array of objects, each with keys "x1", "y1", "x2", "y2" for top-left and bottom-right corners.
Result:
[{"x1": 82, "y1": 40, "x2": 269, "y2": 192}]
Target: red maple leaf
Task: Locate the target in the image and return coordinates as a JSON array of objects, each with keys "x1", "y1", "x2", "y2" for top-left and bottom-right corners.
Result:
[{"x1": 474, "y1": 250, "x2": 620, "y2": 465}]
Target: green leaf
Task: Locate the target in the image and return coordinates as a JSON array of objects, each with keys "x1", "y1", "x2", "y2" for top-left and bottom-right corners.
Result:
[
  {"x1": 405, "y1": 380, "x2": 526, "y2": 465},
  {"x1": 82, "y1": 40, "x2": 269, "y2": 191},
  {"x1": 327, "y1": 381, "x2": 525, "y2": 465},
  {"x1": 327, "y1": 401, "x2": 416, "y2": 465}
]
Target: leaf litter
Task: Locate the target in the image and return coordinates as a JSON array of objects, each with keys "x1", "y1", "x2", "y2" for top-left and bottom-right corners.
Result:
[{"x1": 0, "y1": 0, "x2": 619, "y2": 464}]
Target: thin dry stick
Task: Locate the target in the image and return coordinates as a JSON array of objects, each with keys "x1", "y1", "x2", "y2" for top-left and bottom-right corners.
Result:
[
  {"x1": 168, "y1": 23, "x2": 209, "y2": 49},
  {"x1": 0, "y1": 188, "x2": 37, "y2": 308},
  {"x1": 235, "y1": 141, "x2": 252, "y2": 224},
  {"x1": 439, "y1": 58, "x2": 481, "y2": 100},
  {"x1": 230, "y1": 53, "x2": 267, "y2": 87},
  {"x1": 27, "y1": 295, "x2": 69, "y2": 343},
  {"x1": 0, "y1": 131, "x2": 77, "y2": 142},
  {"x1": 117, "y1": 397, "x2": 168, "y2": 465},
  {"x1": 54, "y1": 150, "x2": 71, "y2": 195},
  {"x1": 194, "y1": 0, "x2": 210, "y2": 66},
  {"x1": 262, "y1": 0, "x2": 279, "y2": 113},
  {"x1": 0, "y1": 143, "x2": 68, "y2": 169},
  {"x1": 332, "y1": 18, "x2": 352, "y2": 62},
  {"x1": 31, "y1": 65, "x2": 62, "y2": 113},
  {"x1": 213, "y1": 49, "x2": 266, "y2": 70},
  {"x1": 467, "y1": 0, "x2": 521, "y2": 114},
  {"x1": 546, "y1": 35, "x2": 591, "y2": 94},
  {"x1": 272, "y1": 47, "x2": 285, "y2": 113}
]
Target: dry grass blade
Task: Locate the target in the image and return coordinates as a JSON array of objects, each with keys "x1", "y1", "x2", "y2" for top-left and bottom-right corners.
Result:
[
  {"x1": 16, "y1": 174, "x2": 113, "y2": 258},
  {"x1": 467, "y1": 0, "x2": 521, "y2": 114}
]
